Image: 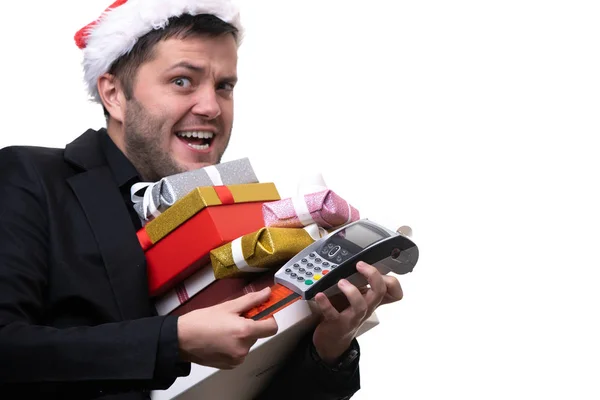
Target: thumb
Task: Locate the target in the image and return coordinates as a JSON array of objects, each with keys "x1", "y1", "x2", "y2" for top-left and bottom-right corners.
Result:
[{"x1": 226, "y1": 287, "x2": 272, "y2": 313}]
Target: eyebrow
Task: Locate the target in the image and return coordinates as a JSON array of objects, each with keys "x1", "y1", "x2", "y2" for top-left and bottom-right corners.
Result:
[
  {"x1": 166, "y1": 61, "x2": 238, "y2": 84},
  {"x1": 166, "y1": 61, "x2": 205, "y2": 73}
]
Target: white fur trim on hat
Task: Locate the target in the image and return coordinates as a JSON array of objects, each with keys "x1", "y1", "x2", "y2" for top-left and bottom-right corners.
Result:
[{"x1": 76, "y1": 0, "x2": 243, "y2": 103}]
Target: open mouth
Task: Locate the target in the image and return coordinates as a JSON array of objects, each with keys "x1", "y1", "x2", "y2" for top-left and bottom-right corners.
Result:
[{"x1": 175, "y1": 131, "x2": 215, "y2": 151}]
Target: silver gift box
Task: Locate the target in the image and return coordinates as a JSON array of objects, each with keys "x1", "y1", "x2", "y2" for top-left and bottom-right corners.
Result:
[{"x1": 131, "y1": 158, "x2": 258, "y2": 223}]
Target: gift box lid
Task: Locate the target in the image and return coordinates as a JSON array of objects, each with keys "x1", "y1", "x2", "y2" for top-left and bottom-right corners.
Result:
[{"x1": 139, "y1": 183, "x2": 280, "y2": 250}]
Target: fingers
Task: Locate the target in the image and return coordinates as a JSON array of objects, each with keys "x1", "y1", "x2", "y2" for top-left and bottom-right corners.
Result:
[
  {"x1": 337, "y1": 278, "x2": 368, "y2": 322},
  {"x1": 226, "y1": 287, "x2": 272, "y2": 313},
  {"x1": 315, "y1": 292, "x2": 340, "y2": 321},
  {"x1": 248, "y1": 317, "x2": 279, "y2": 339},
  {"x1": 356, "y1": 261, "x2": 387, "y2": 309},
  {"x1": 230, "y1": 318, "x2": 278, "y2": 368},
  {"x1": 381, "y1": 275, "x2": 403, "y2": 305}
]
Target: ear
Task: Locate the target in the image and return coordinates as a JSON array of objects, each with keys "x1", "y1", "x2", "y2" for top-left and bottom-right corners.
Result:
[{"x1": 97, "y1": 73, "x2": 126, "y2": 123}]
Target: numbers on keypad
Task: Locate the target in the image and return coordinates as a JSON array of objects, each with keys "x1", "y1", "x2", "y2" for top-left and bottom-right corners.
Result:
[{"x1": 278, "y1": 246, "x2": 340, "y2": 290}]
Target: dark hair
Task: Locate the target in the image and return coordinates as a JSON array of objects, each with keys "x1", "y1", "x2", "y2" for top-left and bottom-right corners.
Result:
[{"x1": 102, "y1": 13, "x2": 238, "y2": 118}]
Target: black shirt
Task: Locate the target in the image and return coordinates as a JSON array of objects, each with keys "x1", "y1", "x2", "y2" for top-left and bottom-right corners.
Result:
[{"x1": 101, "y1": 130, "x2": 144, "y2": 231}]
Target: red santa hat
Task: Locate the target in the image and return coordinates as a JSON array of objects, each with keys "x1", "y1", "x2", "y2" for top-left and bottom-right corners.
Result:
[{"x1": 74, "y1": 0, "x2": 243, "y2": 103}]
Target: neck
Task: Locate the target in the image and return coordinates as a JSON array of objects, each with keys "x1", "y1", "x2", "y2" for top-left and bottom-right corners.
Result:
[{"x1": 106, "y1": 118, "x2": 128, "y2": 158}]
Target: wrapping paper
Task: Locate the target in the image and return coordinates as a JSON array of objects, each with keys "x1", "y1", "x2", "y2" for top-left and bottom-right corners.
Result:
[
  {"x1": 145, "y1": 202, "x2": 268, "y2": 297},
  {"x1": 131, "y1": 158, "x2": 258, "y2": 222},
  {"x1": 137, "y1": 183, "x2": 280, "y2": 251},
  {"x1": 170, "y1": 269, "x2": 277, "y2": 316},
  {"x1": 209, "y1": 224, "x2": 327, "y2": 279},
  {"x1": 154, "y1": 264, "x2": 249, "y2": 316},
  {"x1": 262, "y1": 189, "x2": 360, "y2": 229}
]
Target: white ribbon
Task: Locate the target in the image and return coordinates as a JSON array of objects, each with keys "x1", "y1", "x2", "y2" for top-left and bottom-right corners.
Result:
[
  {"x1": 231, "y1": 236, "x2": 268, "y2": 273},
  {"x1": 130, "y1": 166, "x2": 224, "y2": 222},
  {"x1": 303, "y1": 223, "x2": 328, "y2": 240},
  {"x1": 296, "y1": 172, "x2": 328, "y2": 196},
  {"x1": 204, "y1": 165, "x2": 224, "y2": 186},
  {"x1": 291, "y1": 194, "x2": 315, "y2": 226},
  {"x1": 346, "y1": 201, "x2": 353, "y2": 224},
  {"x1": 292, "y1": 172, "x2": 330, "y2": 226},
  {"x1": 130, "y1": 182, "x2": 162, "y2": 220}
]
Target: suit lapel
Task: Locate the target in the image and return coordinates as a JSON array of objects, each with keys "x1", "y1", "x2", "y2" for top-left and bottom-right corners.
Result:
[{"x1": 65, "y1": 130, "x2": 152, "y2": 320}]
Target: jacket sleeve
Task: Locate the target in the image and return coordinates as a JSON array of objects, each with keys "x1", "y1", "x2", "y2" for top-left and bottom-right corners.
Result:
[
  {"x1": 256, "y1": 332, "x2": 361, "y2": 400},
  {"x1": 0, "y1": 147, "x2": 190, "y2": 395}
]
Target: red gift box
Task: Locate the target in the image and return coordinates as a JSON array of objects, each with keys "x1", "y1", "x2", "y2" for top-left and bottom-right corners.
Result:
[{"x1": 146, "y1": 202, "x2": 267, "y2": 297}]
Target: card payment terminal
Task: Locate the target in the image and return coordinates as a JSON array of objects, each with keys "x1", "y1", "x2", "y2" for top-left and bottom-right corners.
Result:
[{"x1": 244, "y1": 219, "x2": 419, "y2": 320}]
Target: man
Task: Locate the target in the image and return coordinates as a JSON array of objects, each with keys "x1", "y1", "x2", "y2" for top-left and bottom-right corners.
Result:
[{"x1": 0, "y1": 0, "x2": 403, "y2": 398}]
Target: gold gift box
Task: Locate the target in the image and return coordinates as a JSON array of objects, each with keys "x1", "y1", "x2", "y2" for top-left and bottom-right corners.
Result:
[
  {"x1": 210, "y1": 225, "x2": 326, "y2": 279},
  {"x1": 141, "y1": 183, "x2": 280, "y2": 247}
]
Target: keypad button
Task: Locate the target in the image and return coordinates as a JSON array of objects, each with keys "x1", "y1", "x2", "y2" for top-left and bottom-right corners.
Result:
[
  {"x1": 326, "y1": 243, "x2": 334, "y2": 249},
  {"x1": 314, "y1": 267, "x2": 321, "y2": 272},
  {"x1": 336, "y1": 256, "x2": 343, "y2": 263},
  {"x1": 293, "y1": 263, "x2": 300, "y2": 269},
  {"x1": 315, "y1": 258, "x2": 322, "y2": 263},
  {"x1": 322, "y1": 270, "x2": 330, "y2": 275},
  {"x1": 297, "y1": 276, "x2": 304, "y2": 281},
  {"x1": 301, "y1": 258, "x2": 308, "y2": 263},
  {"x1": 322, "y1": 262, "x2": 330, "y2": 267},
  {"x1": 328, "y1": 246, "x2": 341, "y2": 257},
  {"x1": 309, "y1": 252, "x2": 316, "y2": 258},
  {"x1": 299, "y1": 268, "x2": 306, "y2": 273},
  {"x1": 291, "y1": 273, "x2": 297, "y2": 278},
  {"x1": 341, "y1": 249, "x2": 349, "y2": 256},
  {"x1": 314, "y1": 274, "x2": 322, "y2": 280},
  {"x1": 285, "y1": 268, "x2": 292, "y2": 274},
  {"x1": 305, "y1": 272, "x2": 313, "y2": 277},
  {"x1": 305, "y1": 280, "x2": 314, "y2": 285},
  {"x1": 320, "y1": 248, "x2": 329, "y2": 255},
  {"x1": 307, "y1": 263, "x2": 314, "y2": 269}
]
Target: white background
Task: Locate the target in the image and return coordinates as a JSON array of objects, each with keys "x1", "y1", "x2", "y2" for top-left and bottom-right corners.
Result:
[{"x1": 2, "y1": 1, "x2": 600, "y2": 399}]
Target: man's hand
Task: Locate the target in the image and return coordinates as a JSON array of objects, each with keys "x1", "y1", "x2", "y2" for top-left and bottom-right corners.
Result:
[
  {"x1": 177, "y1": 287, "x2": 278, "y2": 369},
  {"x1": 312, "y1": 261, "x2": 403, "y2": 364}
]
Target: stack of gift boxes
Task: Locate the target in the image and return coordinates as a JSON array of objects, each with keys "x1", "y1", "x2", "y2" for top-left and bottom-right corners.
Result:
[{"x1": 131, "y1": 158, "x2": 361, "y2": 317}]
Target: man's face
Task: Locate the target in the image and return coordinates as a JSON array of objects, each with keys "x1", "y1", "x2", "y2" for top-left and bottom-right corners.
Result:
[{"x1": 122, "y1": 34, "x2": 238, "y2": 181}]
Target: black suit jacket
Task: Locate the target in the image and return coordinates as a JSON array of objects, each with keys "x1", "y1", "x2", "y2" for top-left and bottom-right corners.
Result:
[{"x1": 0, "y1": 129, "x2": 360, "y2": 399}]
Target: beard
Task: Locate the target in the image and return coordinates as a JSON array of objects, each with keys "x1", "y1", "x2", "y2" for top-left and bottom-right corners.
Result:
[{"x1": 123, "y1": 98, "x2": 187, "y2": 182}]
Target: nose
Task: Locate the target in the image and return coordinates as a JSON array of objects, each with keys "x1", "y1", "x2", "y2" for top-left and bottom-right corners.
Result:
[{"x1": 191, "y1": 86, "x2": 221, "y2": 120}]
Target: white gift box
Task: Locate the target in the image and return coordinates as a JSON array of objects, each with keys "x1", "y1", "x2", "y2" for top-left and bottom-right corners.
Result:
[{"x1": 151, "y1": 300, "x2": 380, "y2": 400}]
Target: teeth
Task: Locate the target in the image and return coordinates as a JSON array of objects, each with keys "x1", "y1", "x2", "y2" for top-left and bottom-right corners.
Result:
[
  {"x1": 186, "y1": 142, "x2": 209, "y2": 151},
  {"x1": 176, "y1": 131, "x2": 214, "y2": 139}
]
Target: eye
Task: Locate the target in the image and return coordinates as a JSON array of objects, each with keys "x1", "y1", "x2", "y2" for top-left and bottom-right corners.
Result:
[
  {"x1": 173, "y1": 77, "x2": 192, "y2": 88},
  {"x1": 217, "y1": 82, "x2": 235, "y2": 92}
]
